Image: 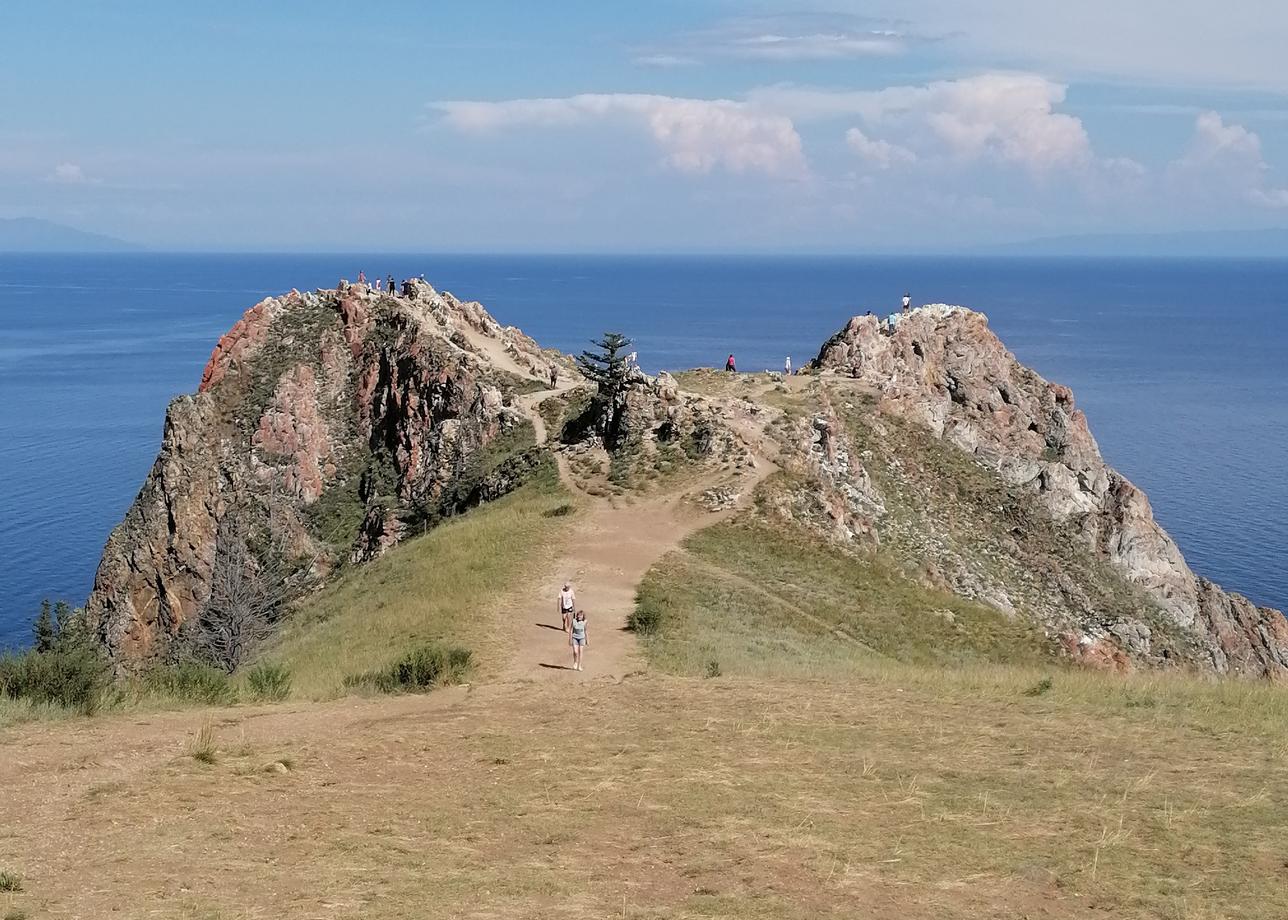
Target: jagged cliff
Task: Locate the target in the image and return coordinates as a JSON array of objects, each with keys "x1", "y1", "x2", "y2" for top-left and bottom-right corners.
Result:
[
  {"x1": 799, "y1": 305, "x2": 1288, "y2": 678},
  {"x1": 86, "y1": 280, "x2": 567, "y2": 665}
]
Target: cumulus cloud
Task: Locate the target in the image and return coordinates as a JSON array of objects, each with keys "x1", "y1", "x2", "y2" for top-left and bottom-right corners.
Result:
[
  {"x1": 845, "y1": 127, "x2": 916, "y2": 169},
  {"x1": 433, "y1": 94, "x2": 807, "y2": 178},
  {"x1": 1169, "y1": 111, "x2": 1288, "y2": 208},
  {"x1": 755, "y1": 74, "x2": 1098, "y2": 173}
]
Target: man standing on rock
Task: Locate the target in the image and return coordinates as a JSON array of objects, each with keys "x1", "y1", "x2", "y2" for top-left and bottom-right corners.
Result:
[
  {"x1": 558, "y1": 582, "x2": 576, "y2": 632},
  {"x1": 388, "y1": 274, "x2": 397, "y2": 296},
  {"x1": 902, "y1": 292, "x2": 912, "y2": 313}
]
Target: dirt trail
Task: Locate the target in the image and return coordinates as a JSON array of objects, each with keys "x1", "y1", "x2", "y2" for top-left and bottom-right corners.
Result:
[{"x1": 508, "y1": 387, "x2": 776, "y2": 683}]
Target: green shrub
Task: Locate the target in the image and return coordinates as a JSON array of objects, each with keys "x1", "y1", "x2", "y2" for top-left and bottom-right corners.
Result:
[
  {"x1": 144, "y1": 662, "x2": 236, "y2": 705},
  {"x1": 346, "y1": 643, "x2": 472, "y2": 694},
  {"x1": 0, "y1": 869, "x2": 21, "y2": 891},
  {"x1": 246, "y1": 663, "x2": 293, "y2": 702},
  {"x1": 626, "y1": 596, "x2": 665, "y2": 635},
  {"x1": 704, "y1": 658, "x2": 722, "y2": 679},
  {"x1": 0, "y1": 646, "x2": 109, "y2": 715}
]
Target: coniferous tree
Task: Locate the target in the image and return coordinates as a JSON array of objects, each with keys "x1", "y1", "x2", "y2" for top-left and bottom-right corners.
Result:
[
  {"x1": 33, "y1": 599, "x2": 55, "y2": 653},
  {"x1": 575, "y1": 332, "x2": 632, "y2": 394}
]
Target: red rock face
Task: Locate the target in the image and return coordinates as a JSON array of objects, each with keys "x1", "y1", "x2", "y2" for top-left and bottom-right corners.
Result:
[
  {"x1": 252, "y1": 364, "x2": 335, "y2": 503},
  {"x1": 811, "y1": 305, "x2": 1288, "y2": 678},
  {"x1": 199, "y1": 295, "x2": 288, "y2": 392},
  {"x1": 86, "y1": 283, "x2": 540, "y2": 670}
]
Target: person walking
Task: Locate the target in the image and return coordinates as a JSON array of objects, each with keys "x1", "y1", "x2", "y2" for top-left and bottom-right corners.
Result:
[
  {"x1": 558, "y1": 582, "x2": 576, "y2": 632},
  {"x1": 902, "y1": 292, "x2": 912, "y2": 313},
  {"x1": 549, "y1": 364, "x2": 559, "y2": 390},
  {"x1": 784, "y1": 356, "x2": 792, "y2": 376},
  {"x1": 724, "y1": 354, "x2": 736, "y2": 373},
  {"x1": 569, "y1": 609, "x2": 588, "y2": 671}
]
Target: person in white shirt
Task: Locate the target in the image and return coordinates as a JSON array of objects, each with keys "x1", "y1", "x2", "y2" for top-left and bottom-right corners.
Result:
[
  {"x1": 902, "y1": 292, "x2": 912, "y2": 313},
  {"x1": 784, "y1": 356, "x2": 792, "y2": 376},
  {"x1": 558, "y1": 582, "x2": 576, "y2": 632}
]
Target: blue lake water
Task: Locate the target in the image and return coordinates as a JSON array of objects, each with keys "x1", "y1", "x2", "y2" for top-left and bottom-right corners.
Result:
[{"x1": 1, "y1": 253, "x2": 1285, "y2": 649}]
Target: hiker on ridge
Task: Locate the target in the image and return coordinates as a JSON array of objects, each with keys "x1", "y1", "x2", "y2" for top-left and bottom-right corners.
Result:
[
  {"x1": 784, "y1": 356, "x2": 792, "y2": 376},
  {"x1": 725, "y1": 354, "x2": 736, "y2": 373},
  {"x1": 902, "y1": 292, "x2": 912, "y2": 313},
  {"x1": 388, "y1": 274, "x2": 397, "y2": 296}
]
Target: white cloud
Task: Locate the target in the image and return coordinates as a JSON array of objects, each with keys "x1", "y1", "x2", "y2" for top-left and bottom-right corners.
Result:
[
  {"x1": 432, "y1": 94, "x2": 807, "y2": 178},
  {"x1": 1169, "y1": 111, "x2": 1288, "y2": 208},
  {"x1": 49, "y1": 162, "x2": 90, "y2": 184},
  {"x1": 755, "y1": 74, "x2": 1098, "y2": 173},
  {"x1": 722, "y1": 30, "x2": 905, "y2": 60},
  {"x1": 632, "y1": 54, "x2": 699, "y2": 69},
  {"x1": 845, "y1": 127, "x2": 916, "y2": 169}
]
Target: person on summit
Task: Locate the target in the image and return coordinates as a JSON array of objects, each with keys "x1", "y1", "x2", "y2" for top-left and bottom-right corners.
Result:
[
  {"x1": 569, "y1": 609, "x2": 589, "y2": 671},
  {"x1": 357, "y1": 270, "x2": 366, "y2": 287},
  {"x1": 387, "y1": 274, "x2": 397, "y2": 296},
  {"x1": 558, "y1": 582, "x2": 576, "y2": 632},
  {"x1": 902, "y1": 292, "x2": 912, "y2": 313},
  {"x1": 549, "y1": 364, "x2": 559, "y2": 389},
  {"x1": 784, "y1": 356, "x2": 792, "y2": 376},
  {"x1": 725, "y1": 354, "x2": 737, "y2": 373}
]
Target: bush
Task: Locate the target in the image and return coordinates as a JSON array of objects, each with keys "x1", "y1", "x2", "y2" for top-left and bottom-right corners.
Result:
[
  {"x1": 0, "y1": 646, "x2": 109, "y2": 715},
  {"x1": 346, "y1": 643, "x2": 472, "y2": 694},
  {"x1": 627, "y1": 597, "x2": 665, "y2": 635},
  {"x1": 246, "y1": 663, "x2": 292, "y2": 702},
  {"x1": 0, "y1": 869, "x2": 21, "y2": 891},
  {"x1": 1023, "y1": 676, "x2": 1054, "y2": 697},
  {"x1": 143, "y1": 662, "x2": 237, "y2": 705}
]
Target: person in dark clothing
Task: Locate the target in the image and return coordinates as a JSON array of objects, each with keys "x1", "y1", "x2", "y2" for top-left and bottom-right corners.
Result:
[
  {"x1": 549, "y1": 364, "x2": 559, "y2": 389},
  {"x1": 387, "y1": 275, "x2": 397, "y2": 296},
  {"x1": 724, "y1": 354, "x2": 736, "y2": 373}
]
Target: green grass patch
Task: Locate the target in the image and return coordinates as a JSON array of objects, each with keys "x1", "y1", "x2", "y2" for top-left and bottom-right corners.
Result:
[
  {"x1": 244, "y1": 663, "x2": 293, "y2": 702},
  {"x1": 634, "y1": 515, "x2": 1055, "y2": 679},
  {"x1": 269, "y1": 463, "x2": 575, "y2": 698},
  {"x1": 140, "y1": 662, "x2": 237, "y2": 706},
  {"x1": 345, "y1": 642, "x2": 473, "y2": 694}
]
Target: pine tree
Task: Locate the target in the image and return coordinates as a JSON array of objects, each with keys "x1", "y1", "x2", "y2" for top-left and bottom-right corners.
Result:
[
  {"x1": 33, "y1": 599, "x2": 55, "y2": 653},
  {"x1": 54, "y1": 601, "x2": 80, "y2": 648},
  {"x1": 575, "y1": 332, "x2": 632, "y2": 393}
]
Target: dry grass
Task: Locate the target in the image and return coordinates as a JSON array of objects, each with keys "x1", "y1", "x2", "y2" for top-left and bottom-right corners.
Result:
[
  {"x1": 3, "y1": 673, "x2": 1285, "y2": 919},
  {"x1": 264, "y1": 465, "x2": 577, "y2": 699},
  {"x1": 634, "y1": 517, "x2": 1054, "y2": 679}
]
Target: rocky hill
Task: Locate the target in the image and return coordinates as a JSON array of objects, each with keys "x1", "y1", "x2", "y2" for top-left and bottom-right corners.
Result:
[
  {"x1": 800, "y1": 305, "x2": 1287, "y2": 677},
  {"x1": 85, "y1": 287, "x2": 1287, "y2": 678},
  {"x1": 86, "y1": 280, "x2": 568, "y2": 665}
]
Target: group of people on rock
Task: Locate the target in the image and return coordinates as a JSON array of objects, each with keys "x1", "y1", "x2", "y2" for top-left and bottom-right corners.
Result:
[
  {"x1": 557, "y1": 582, "x2": 589, "y2": 671},
  {"x1": 355, "y1": 270, "x2": 425, "y2": 297}
]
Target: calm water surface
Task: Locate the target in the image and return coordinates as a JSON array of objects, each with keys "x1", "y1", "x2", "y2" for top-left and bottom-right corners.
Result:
[{"x1": 1, "y1": 253, "x2": 1284, "y2": 648}]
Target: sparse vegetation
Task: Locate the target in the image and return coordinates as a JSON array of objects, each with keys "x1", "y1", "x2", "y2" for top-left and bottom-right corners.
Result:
[
  {"x1": 245, "y1": 662, "x2": 293, "y2": 701},
  {"x1": 270, "y1": 463, "x2": 574, "y2": 697},
  {"x1": 0, "y1": 870, "x2": 22, "y2": 892},
  {"x1": 142, "y1": 661, "x2": 237, "y2": 706},
  {"x1": 189, "y1": 720, "x2": 217, "y2": 764},
  {"x1": 0, "y1": 601, "x2": 109, "y2": 716},
  {"x1": 346, "y1": 642, "x2": 473, "y2": 694}
]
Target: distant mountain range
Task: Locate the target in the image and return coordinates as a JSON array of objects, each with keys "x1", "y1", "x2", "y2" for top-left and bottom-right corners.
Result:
[
  {"x1": 0, "y1": 217, "x2": 141, "y2": 252},
  {"x1": 991, "y1": 228, "x2": 1288, "y2": 258}
]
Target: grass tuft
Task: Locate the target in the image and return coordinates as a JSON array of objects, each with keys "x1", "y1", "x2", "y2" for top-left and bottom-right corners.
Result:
[
  {"x1": 0, "y1": 870, "x2": 20, "y2": 892},
  {"x1": 245, "y1": 663, "x2": 292, "y2": 702},
  {"x1": 345, "y1": 643, "x2": 473, "y2": 694},
  {"x1": 1024, "y1": 676, "x2": 1055, "y2": 697},
  {"x1": 189, "y1": 720, "x2": 217, "y2": 764},
  {"x1": 143, "y1": 662, "x2": 237, "y2": 706}
]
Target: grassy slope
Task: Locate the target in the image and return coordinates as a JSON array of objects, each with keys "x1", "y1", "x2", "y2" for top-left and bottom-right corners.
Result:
[
  {"x1": 629, "y1": 506, "x2": 1288, "y2": 918},
  {"x1": 258, "y1": 461, "x2": 575, "y2": 699}
]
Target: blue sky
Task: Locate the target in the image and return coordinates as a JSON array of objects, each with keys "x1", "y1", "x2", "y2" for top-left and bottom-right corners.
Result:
[{"x1": 3, "y1": 0, "x2": 1287, "y2": 250}]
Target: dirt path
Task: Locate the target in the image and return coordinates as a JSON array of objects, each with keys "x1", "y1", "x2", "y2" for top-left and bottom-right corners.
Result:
[{"x1": 507, "y1": 389, "x2": 777, "y2": 683}]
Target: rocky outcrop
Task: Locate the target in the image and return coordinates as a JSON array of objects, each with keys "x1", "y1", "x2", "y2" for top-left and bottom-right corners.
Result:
[
  {"x1": 809, "y1": 305, "x2": 1288, "y2": 678},
  {"x1": 87, "y1": 281, "x2": 549, "y2": 667}
]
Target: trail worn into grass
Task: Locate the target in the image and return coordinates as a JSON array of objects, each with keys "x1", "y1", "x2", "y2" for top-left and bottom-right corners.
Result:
[{"x1": 508, "y1": 387, "x2": 777, "y2": 682}]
